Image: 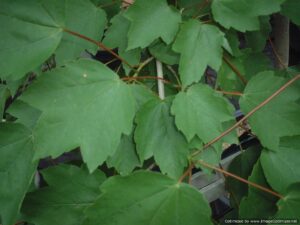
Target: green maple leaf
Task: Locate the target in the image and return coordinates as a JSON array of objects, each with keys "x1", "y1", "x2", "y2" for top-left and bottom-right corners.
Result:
[
  {"x1": 281, "y1": 0, "x2": 300, "y2": 25},
  {"x1": 0, "y1": 123, "x2": 37, "y2": 225},
  {"x1": 7, "y1": 100, "x2": 42, "y2": 130},
  {"x1": 240, "y1": 72, "x2": 300, "y2": 150},
  {"x1": 0, "y1": 0, "x2": 62, "y2": 80},
  {"x1": 135, "y1": 98, "x2": 189, "y2": 179},
  {"x1": 261, "y1": 136, "x2": 300, "y2": 194},
  {"x1": 211, "y1": 0, "x2": 285, "y2": 32},
  {"x1": 149, "y1": 40, "x2": 180, "y2": 65},
  {"x1": 130, "y1": 84, "x2": 158, "y2": 111},
  {"x1": 239, "y1": 160, "x2": 278, "y2": 219},
  {"x1": 22, "y1": 164, "x2": 106, "y2": 225},
  {"x1": 107, "y1": 133, "x2": 141, "y2": 176},
  {"x1": 245, "y1": 16, "x2": 271, "y2": 52},
  {"x1": 0, "y1": 0, "x2": 105, "y2": 80},
  {"x1": 226, "y1": 145, "x2": 261, "y2": 204},
  {"x1": 171, "y1": 84, "x2": 235, "y2": 145},
  {"x1": 84, "y1": 171, "x2": 213, "y2": 225},
  {"x1": 124, "y1": 0, "x2": 181, "y2": 50},
  {"x1": 103, "y1": 12, "x2": 141, "y2": 74},
  {"x1": 0, "y1": 85, "x2": 10, "y2": 117},
  {"x1": 106, "y1": 84, "x2": 158, "y2": 176},
  {"x1": 224, "y1": 30, "x2": 243, "y2": 57},
  {"x1": 173, "y1": 20, "x2": 227, "y2": 87},
  {"x1": 275, "y1": 183, "x2": 300, "y2": 219},
  {"x1": 54, "y1": 0, "x2": 107, "y2": 65},
  {"x1": 217, "y1": 51, "x2": 271, "y2": 92},
  {"x1": 217, "y1": 55, "x2": 246, "y2": 92},
  {"x1": 91, "y1": 0, "x2": 121, "y2": 19},
  {"x1": 21, "y1": 59, "x2": 136, "y2": 172},
  {"x1": 3, "y1": 77, "x2": 26, "y2": 96}
]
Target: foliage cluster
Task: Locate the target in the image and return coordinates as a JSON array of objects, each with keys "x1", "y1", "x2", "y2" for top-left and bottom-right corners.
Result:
[{"x1": 0, "y1": 0, "x2": 300, "y2": 225}]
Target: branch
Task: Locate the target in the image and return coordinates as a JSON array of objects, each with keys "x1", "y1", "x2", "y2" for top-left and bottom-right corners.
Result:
[
  {"x1": 166, "y1": 65, "x2": 182, "y2": 87},
  {"x1": 223, "y1": 56, "x2": 247, "y2": 84},
  {"x1": 216, "y1": 90, "x2": 243, "y2": 96},
  {"x1": 268, "y1": 37, "x2": 287, "y2": 69},
  {"x1": 192, "y1": 0, "x2": 211, "y2": 18},
  {"x1": 133, "y1": 57, "x2": 154, "y2": 77},
  {"x1": 122, "y1": 76, "x2": 172, "y2": 84},
  {"x1": 192, "y1": 74, "x2": 300, "y2": 157},
  {"x1": 63, "y1": 28, "x2": 135, "y2": 70},
  {"x1": 178, "y1": 159, "x2": 283, "y2": 199},
  {"x1": 185, "y1": 0, "x2": 210, "y2": 11},
  {"x1": 178, "y1": 163, "x2": 194, "y2": 183},
  {"x1": 122, "y1": 0, "x2": 134, "y2": 7},
  {"x1": 197, "y1": 160, "x2": 283, "y2": 199}
]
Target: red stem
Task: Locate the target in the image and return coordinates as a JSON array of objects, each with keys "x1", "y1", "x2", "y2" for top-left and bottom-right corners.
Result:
[
  {"x1": 178, "y1": 163, "x2": 194, "y2": 183},
  {"x1": 63, "y1": 28, "x2": 135, "y2": 70},
  {"x1": 190, "y1": 74, "x2": 300, "y2": 158},
  {"x1": 197, "y1": 160, "x2": 283, "y2": 199},
  {"x1": 216, "y1": 90, "x2": 243, "y2": 96},
  {"x1": 223, "y1": 56, "x2": 247, "y2": 84},
  {"x1": 122, "y1": 76, "x2": 172, "y2": 84}
]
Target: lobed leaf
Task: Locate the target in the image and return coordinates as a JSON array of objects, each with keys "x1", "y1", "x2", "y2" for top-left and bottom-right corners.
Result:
[
  {"x1": 173, "y1": 20, "x2": 226, "y2": 87},
  {"x1": 0, "y1": 123, "x2": 37, "y2": 225},
  {"x1": 240, "y1": 72, "x2": 300, "y2": 150},
  {"x1": 0, "y1": 0, "x2": 106, "y2": 80},
  {"x1": 0, "y1": 85, "x2": 10, "y2": 117},
  {"x1": 21, "y1": 164, "x2": 106, "y2": 225},
  {"x1": 84, "y1": 171, "x2": 213, "y2": 225},
  {"x1": 281, "y1": 0, "x2": 300, "y2": 25},
  {"x1": 124, "y1": 0, "x2": 181, "y2": 50},
  {"x1": 54, "y1": 0, "x2": 107, "y2": 64},
  {"x1": 21, "y1": 59, "x2": 136, "y2": 172},
  {"x1": 261, "y1": 136, "x2": 300, "y2": 194},
  {"x1": 171, "y1": 84, "x2": 235, "y2": 146},
  {"x1": 239, "y1": 160, "x2": 278, "y2": 219},
  {"x1": 274, "y1": 183, "x2": 300, "y2": 220},
  {"x1": 245, "y1": 16, "x2": 272, "y2": 52},
  {"x1": 217, "y1": 51, "x2": 272, "y2": 92},
  {"x1": 149, "y1": 41, "x2": 180, "y2": 65},
  {"x1": 0, "y1": 0, "x2": 63, "y2": 80},
  {"x1": 135, "y1": 98, "x2": 189, "y2": 179},
  {"x1": 103, "y1": 12, "x2": 141, "y2": 74},
  {"x1": 107, "y1": 133, "x2": 141, "y2": 176},
  {"x1": 226, "y1": 145, "x2": 261, "y2": 205},
  {"x1": 7, "y1": 100, "x2": 42, "y2": 130},
  {"x1": 211, "y1": 0, "x2": 285, "y2": 32}
]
